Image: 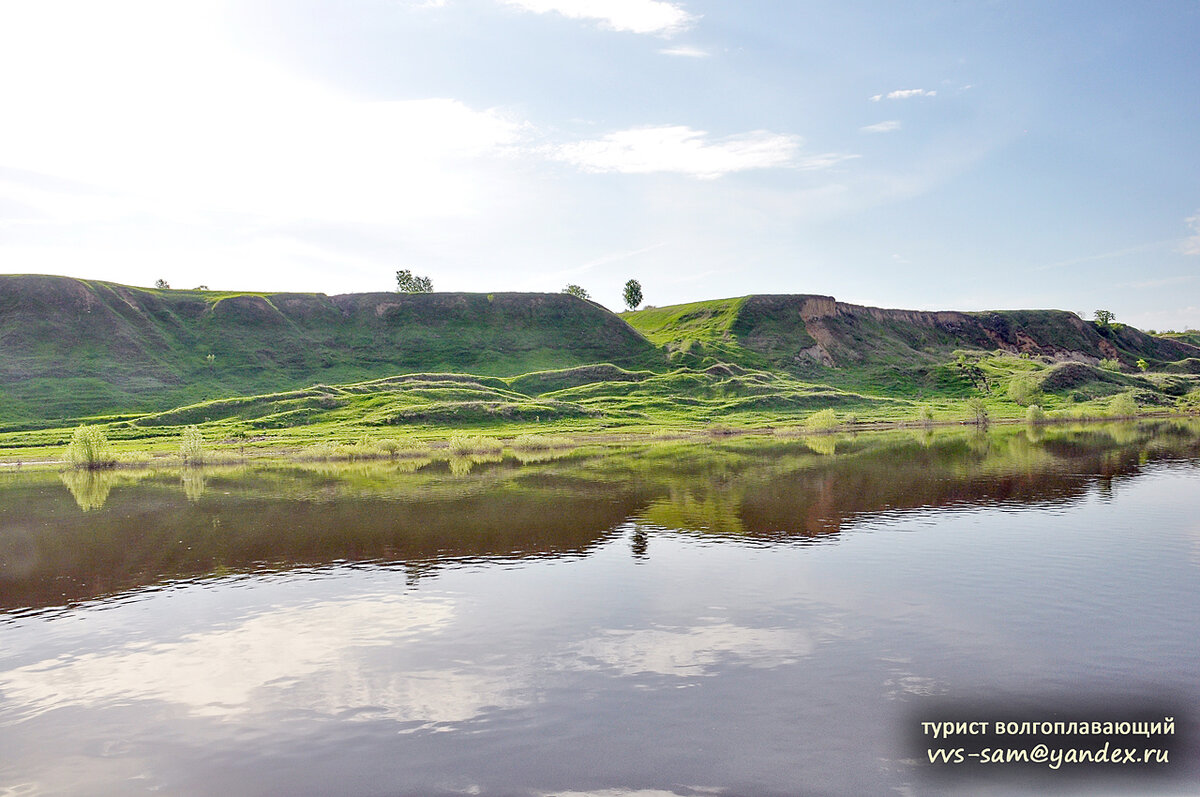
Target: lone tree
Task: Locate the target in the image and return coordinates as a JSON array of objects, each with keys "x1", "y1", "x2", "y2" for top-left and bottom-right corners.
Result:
[
  {"x1": 154, "y1": 279, "x2": 170, "y2": 289},
  {"x1": 623, "y1": 278, "x2": 643, "y2": 310},
  {"x1": 396, "y1": 269, "x2": 433, "y2": 293},
  {"x1": 562, "y1": 284, "x2": 590, "y2": 300},
  {"x1": 1094, "y1": 309, "x2": 1115, "y2": 328}
]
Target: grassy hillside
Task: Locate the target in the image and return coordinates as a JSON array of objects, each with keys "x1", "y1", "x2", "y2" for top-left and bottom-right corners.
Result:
[
  {"x1": 0, "y1": 275, "x2": 661, "y2": 423},
  {"x1": 2, "y1": 277, "x2": 1198, "y2": 450}
]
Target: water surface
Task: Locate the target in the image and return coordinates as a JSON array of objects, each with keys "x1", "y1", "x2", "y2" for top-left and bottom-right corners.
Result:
[{"x1": 2, "y1": 422, "x2": 1198, "y2": 796}]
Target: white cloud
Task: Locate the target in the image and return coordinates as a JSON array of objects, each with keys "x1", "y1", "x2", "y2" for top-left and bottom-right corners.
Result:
[
  {"x1": 554, "y1": 126, "x2": 849, "y2": 179},
  {"x1": 501, "y1": 0, "x2": 696, "y2": 35},
  {"x1": 659, "y1": 45, "x2": 709, "y2": 57},
  {"x1": 861, "y1": 120, "x2": 902, "y2": 134},
  {"x1": 570, "y1": 623, "x2": 811, "y2": 677},
  {"x1": 1183, "y1": 212, "x2": 1200, "y2": 255},
  {"x1": 870, "y1": 88, "x2": 937, "y2": 101}
]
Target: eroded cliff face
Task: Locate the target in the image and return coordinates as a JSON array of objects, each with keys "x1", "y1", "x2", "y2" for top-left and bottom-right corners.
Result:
[{"x1": 734, "y1": 294, "x2": 1200, "y2": 369}]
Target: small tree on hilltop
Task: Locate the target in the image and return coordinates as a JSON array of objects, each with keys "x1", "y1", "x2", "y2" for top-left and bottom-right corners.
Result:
[
  {"x1": 1094, "y1": 309, "x2": 1115, "y2": 328},
  {"x1": 562, "y1": 284, "x2": 590, "y2": 300},
  {"x1": 623, "y1": 279, "x2": 643, "y2": 310},
  {"x1": 155, "y1": 279, "x2": 170, "y2": 289},
  {"x1": 396, "y1": 269, "x2": 433, "y2": 293}
]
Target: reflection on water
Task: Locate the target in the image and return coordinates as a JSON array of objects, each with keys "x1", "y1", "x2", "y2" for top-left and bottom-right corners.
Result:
[
  {"x1": 573, "y1": 622, "x2": 812, "y2": 677},
  {"x1": 804, "y1": 433, "x2": 840, "y2": 456},
  {"x1": 59, "y1": 468, "x2": 118, "y2": 511},
  {"x1": 2, "y1": 420, "x2": 1199, "y2": 612},
  {"x1": 1, "y1": 421, "x2": 1199, "y2": 796},
  {"x1": 0, "y1": 595, "x2": 459, "y2": 722}
]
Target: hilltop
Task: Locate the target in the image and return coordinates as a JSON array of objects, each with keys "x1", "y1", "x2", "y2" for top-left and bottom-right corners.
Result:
[{"x1": 1, "y1": 275, "x2": 1198, "y2": 443}]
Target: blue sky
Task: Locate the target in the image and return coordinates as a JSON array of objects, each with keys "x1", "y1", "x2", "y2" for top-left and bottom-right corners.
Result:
[{"x1": 1, "y1": 0, "x2": 1198, "y2": 329}]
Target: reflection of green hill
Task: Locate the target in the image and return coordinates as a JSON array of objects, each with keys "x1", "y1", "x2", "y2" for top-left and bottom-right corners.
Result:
[{"x1": 2, "y1": 421, "x2": 1198, "y2": 611}]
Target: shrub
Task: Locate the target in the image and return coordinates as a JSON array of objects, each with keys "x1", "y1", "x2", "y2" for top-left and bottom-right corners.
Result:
[
  {"x1": 1109, "y1": 392, "x2": 1138, "y2": 418},
  {"x1": 180, "y1": 425, "x2": 204, "y2": 465},
  {"x1": 1006, "y1": 374, "x2": 1041, "y2": 406},
  {"x1": 448, "y1": 434, "x2": 502, "y2": 456},
  {"x1": 918, "y1": 404, "x2": 935, "y2": 425},
  {"x1": 1098, "y1": 358, "x2": 1121, "y2": 372},
  {"x1": 511, "y1": 434, "x2": 574, "y2": 451},
  {"x1": 804, "y1": 408, "x2": 840, "y2": 430},
  {"x1": 1025, "y1": 404, "x2": 1046, "y2": 424},
  {"x1": 65, "y1": 425, "x2": 114, "y2": 469}
]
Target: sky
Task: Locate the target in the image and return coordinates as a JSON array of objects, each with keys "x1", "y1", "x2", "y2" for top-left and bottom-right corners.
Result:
[{"x1": 1, "y1": 0, "x2": 1198, "y2": 329}]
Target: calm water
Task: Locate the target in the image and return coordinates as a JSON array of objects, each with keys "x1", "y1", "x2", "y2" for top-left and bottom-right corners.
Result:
[{"x1": 2, "y1": 423, "x2": 1199, "y2": 796}]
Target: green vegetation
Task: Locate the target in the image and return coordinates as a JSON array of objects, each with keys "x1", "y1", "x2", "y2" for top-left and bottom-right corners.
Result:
[
  {"x1": 395, "y1": 269, "x2": 433, "y2": 293},
  {"x1": 180, "y1": 424, "x2": 204, "y2": 465},
  {"x1": 967, "y1": 397, "x2": 989, "y2": 426},
  {"x1": 448, "y1": 434, "x2": 504, "y2": 456},
  {"x1": 563, "y1": 284, "x2": 590, "y2": 300},
  {"x1": 623, "y1": 278, "x2": 643, "y2": 310},
  {"x1": 1007, "y1": 373, "x2": 1041, "y2": 406},
  {"x1": 804, "y1": 408, "x2": 840, "y2": 430},
  {"x1": 1109, "y1": 392, "x2": 1138, "y2": 418},
  {"x1": 65, "y1": 424, "x2": 114, "y2": 469}
]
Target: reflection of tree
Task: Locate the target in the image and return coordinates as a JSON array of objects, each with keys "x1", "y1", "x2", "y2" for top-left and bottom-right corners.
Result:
[
  {"x1": 512, "y1": 447, "x2": 576, "y2": 464},
  {"x1": 181, "y1": 469, "x2": 206, "y2": 503},
  {"x1": 642, "y1": 487, "x2": 746, "y2": 535},
  {"x1": 60, "y1": 469, "x2": 118, "y2": 511},
  {"x1": 448, "y1": 452, "x2": 503, "y2": 476},
  {"x1": 630, "y1": 527, "x2": 649, "y2": 560},
  {"x1": 804, "y1": 435, "x2": 840, "y2": 456}
]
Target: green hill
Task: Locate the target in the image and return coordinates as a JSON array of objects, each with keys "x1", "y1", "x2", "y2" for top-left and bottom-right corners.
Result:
[
  {"x1": 0, "y1": 275, "x2": 660, "y2": 423},
  {"x1": 2, "y1": 276, "x2": 1199, "y2": 441}
]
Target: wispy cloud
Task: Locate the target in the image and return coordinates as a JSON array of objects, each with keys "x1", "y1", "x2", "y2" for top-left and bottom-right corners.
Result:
[
  {"x1": 500, "y1": 0, "x2": 696, "y2": 35},
  {"x1": 1120, "y1": 275, "x2": 1196, "y2": 290},
  {"x1": 658, "y1": 45, "x2": 709, "y2": 57},
  {"x1": 553, "y1": 126, "x2": 850, "y2": 179},
  {"x1": 861, "y1": 120, "x2": 901, "y2": 134},
  {"x1": 869, "y1": 88, "x2": 937, "y2": 101},
  {"x1": 542, "y1": 242, "x2": 669, "y2": 281},
  {"x1": 1031, "y1": 240, "x2": 1174, "y2": 272},
  {"x1": 1182, "y1": 212, "x2": 1200, "y2": 255}
]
